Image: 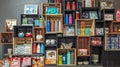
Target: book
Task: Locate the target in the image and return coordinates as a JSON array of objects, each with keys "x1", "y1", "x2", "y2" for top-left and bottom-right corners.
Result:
[
  {"x1": 89, "y1": 11, "x2": 98, "y2": 19},
  {"x1": 82, "y1": 11, "x2": 89, "y2": 19}
]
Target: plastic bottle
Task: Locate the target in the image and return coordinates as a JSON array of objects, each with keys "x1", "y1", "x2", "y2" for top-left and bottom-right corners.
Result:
[
  {"x1": 47, "y1": 20, "x2": 51, "y2": 32},
  {"x1": 67, "y1": 50, "x2": 70, "y2": 64},
  {"x1": 69, "y1": 14, "x2": 72, "y2": 24},
  {"x1": 32, "y1": 44, "x2": 37, "y2": 54},
  {"x1": 65, "y1": 14, "x2": 69, "y2": 24},
  {"x1": 37, "y1": 44, "x2": 40, "y2": 53},
  {"x1": 40, "y1": 43, "x2": 45, "y2": 54}
]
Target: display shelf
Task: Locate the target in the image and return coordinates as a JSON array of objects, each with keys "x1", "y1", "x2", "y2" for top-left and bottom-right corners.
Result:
[
  {"x1": 105, "y1": 33, "x2": 120, "y2": 51},
  {"x1": 13, "y1": 38, "x2": 33, "y2": 55},
  {"x1": 77, "y1": 36, "x2": 90, "y2": 56},
  {"x1": 41, "y1": 3, "x2": 62, "y2": 15},
  {"x1": 82, "y1": 0, "x2": 98, "y2": 8},
  {"x1": 44, "y1": 14, "x2": 63, "y2": 33},
  {"x1": 58, "y1": 36, "x2": 76, "y2": 48},
  {"x1": 75, "y1": 19, "x2": 95, "y2": 36},
  {"x1": 14, "y1": 26, "x2": 33, "y2": 37},
  {"x1": 33, "y1": 27, "x2": 45, "y2": 42},
  {"x1": 90, "y1": 46, "x2": 103, "y2": 65},
  {"x1": 0, "y1": 32, "x2": 13, "y2": 44},
  {"x1": 57, "y1": 48, "x2": 76, "y2": 66},
  {"x1": 21, "y1": 14, "x2": 39, "y2": 26}
]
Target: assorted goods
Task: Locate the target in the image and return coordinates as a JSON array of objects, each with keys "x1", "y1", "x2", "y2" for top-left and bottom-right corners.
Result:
[
  {"x1": 58, "y1": 50, "x2": 74, "y2": 65},
  {"x1": 1, "y1": 0, "x2": 119, "y2": 67},
  {"x1": 91, "y1": 37, "x2": 102, "y2": 46},
  {"x1": 66, "y1": 1, "x2": 76, "y2": 10},
  {"x1": 106, "y1": 35, "x2": 120, "y2": 50},
  {"x1": 32, "y1": 43, "x2": 45, "y2": 54},
  {"x1": 96, "y1": 28, "x2": 104, "y2": 35},
  {"x1": 46, "y1": 20, "x2": 62, "y2": 33},
  {"x1": 14, "y1": 44, "x2": 32, "y2": 55}
]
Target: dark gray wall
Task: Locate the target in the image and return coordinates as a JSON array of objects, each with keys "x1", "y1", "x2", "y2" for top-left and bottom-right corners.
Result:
[{"x1": 0, "y1": 0, "x2": 47, "y2": 32}]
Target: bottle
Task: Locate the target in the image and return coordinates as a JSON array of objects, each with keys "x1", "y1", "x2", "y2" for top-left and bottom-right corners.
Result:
[
  {"x1": 76, "y1": 11, "x2": 80, "y2": 19},
  {"x1": 58, "y1": 21, "x2": 62, "y2": 32},
  {"x1": 40, "y1": 18, "x2": 44, "y2": 27},
  {"x1": 66, "y1": 1, "x2": 70, "y2": 10},
  {"x1": 40, "y1": 43, "x2": 45, "y2": 54},
  {"x1": 47, "y1": 20, "x2": 51, "y2": 32},
  {"x1": 33, "y1": 44, "x2": 37, "y2": 54},
  {"x1": 69, "y1": 14, "x2": 72, "y2": 24},
  {"x1": 58, "y1": 54, "x2": 62, "y2": 64},
  {"x1": 70, "y1": 51, "x2": 74, "y2": 64},
  {"x1": 72, "y1": 1, "x2": 76, "y2": 10},
  {"x1": 67, "y1": 50, "x2": 70, "y2": 64},
  {"x1": 51, "y1": 20, "x2": 55, "y2": 32},
  {"x1": 62, "y1": 53, "x2": 67, "y2": 64},
  {"x1": 65, "y1": 14, "x2": 69, "y2": 25},
  {"x1": 55, "y1": 21, "x2": 58, "y2": 32},
  {"x1": 37, "y1": 44, "x2": 40, "y2": 53}
]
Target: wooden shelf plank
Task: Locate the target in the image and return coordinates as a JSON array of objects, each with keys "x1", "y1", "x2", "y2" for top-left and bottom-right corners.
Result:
[{"x1": 0, "y1": 43, "x2": 13, "y2": 45}]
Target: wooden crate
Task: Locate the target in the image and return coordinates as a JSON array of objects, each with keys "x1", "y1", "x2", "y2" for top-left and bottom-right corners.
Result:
[
  {"x1": 44, "y1": 14, "x2": 63, "y2": 33},
  {"x1": 41, "y1": 3, "x2": 62, "y2": 15},
  {"x1": 0, "y1": 32, "x2": 13, "y2": 44},
  {"x1": 82, "y1": 0, "x2": 96, "y2": 7},
  {"x1": 13, "y1": 38, "x2": 33, "y2": 54},
  {"x1": 57, "y1": 48, "x2": 76, "y2": 66},
  {"x1": 109, "y1": 21, "x2": 120, "y2": 33},
  {"x1": 75, "y1": 19, "x2": 95, "y2": 36},
  {"x1": 105, "y1": 33, "x2": 120, "y2": 51},
  {"x1": 77, "y1": 36, "x2": 90, "y2": 56},
  {"x1": 33, "y1": 27, "x2": 45, "y2": 43}
]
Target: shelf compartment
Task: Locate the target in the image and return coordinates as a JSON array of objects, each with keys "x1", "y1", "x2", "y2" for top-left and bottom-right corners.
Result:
[
  {"x1": 13, "y1": 38, "x2": 33, "y2": 55},
  {"x1": 44, "y1": 14, "x2": 63, "y2": 33},
  {"x1": 105, "y1": 33, "x2": 120, "y2": 51},
  {"x1": 41, "y1": 3, "x2": 62, "y2": 15},
  {"x1": 33, "y1": 27, "x2": 45, "y2": 42},
  {"x1": 58, "y1": 37, "x2": 76, "y2": 48},
  {"x1": 14, "y1": 26, "x2": 33, "y2": 37},
  {"x1": 21, "y1": 14, "x2": 39, "y2": 26},
  {"x1": 75, "y1": 19, "x2": 95, "y2": 36},
  {"x1": 77, "y1": 36, "x2": 90, "y2": 56},
  {"x1": 0, "y1": 32, "x2": 13, "y2": 44},
  {"x1": 57, "y1": 48, "x2": 76, "y2": 66}
]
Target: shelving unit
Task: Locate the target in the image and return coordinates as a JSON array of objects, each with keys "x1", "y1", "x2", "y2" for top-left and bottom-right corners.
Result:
[{"x1": 75, "y1": 19, "x2": 95, "y2": 36}]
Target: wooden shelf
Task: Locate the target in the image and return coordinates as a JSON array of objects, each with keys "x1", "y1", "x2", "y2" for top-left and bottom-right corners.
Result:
[
  {"x1": 106, "y1": 33, "x2": 120, "y2": 35},
  {"x1": 105, "y1": 49, "x2": 120, "y2": 51},
  {"x1": 77, "y1": 55, "x2": 90, "y2": 57},
  {"x1": 41, "y1": 3, "x2": 62, "y2": 14},
  {"x1": 57, "y1": 64, "x2": 76, "y2": 66},
  {"x1": 12, "y1": 54, "x2": 44, "y2": 56},
  {"x1": 64, "y1": 9, "x2": 75, "y2": 12},
  {"x1": 44, "y1": 14, "x2": 62, "y2": 16},
  {"x1": 34, "y1": 41, "x2": 44, "y2": 43},
  {"x1": 64, "y1": 24, "x2": 75, "y2": 26},
  {"x1": 75, "y1": 19, "x2": 95, "y2": 36},
  {"x1": 82, "y1": 7, "x2": 99, "y2": 11},
  {"x1": 58, "y1": 48, "x2": 76, "y2": 50},
  {"x1": 45, "y1": 32, "x2": 63, "y2": 34},
  {"x1": 0, "y1": 43, "x2": 13, "y2": 45}
]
